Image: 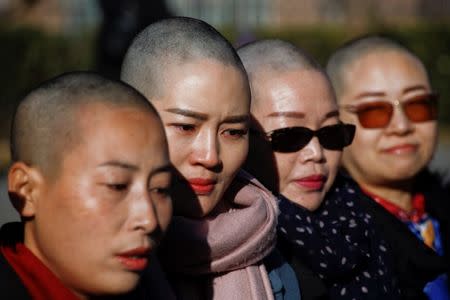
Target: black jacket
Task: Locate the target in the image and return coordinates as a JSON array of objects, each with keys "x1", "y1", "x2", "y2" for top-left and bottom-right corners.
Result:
[
  {"x1": 0, "y1": 244, "x2": 31, "y2": 300},
  {"x1": 354, "y1": 170, "x2": 450, "y2": 300}
]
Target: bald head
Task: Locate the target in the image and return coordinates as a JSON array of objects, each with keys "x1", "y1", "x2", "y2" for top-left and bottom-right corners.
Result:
[
  {"x1": 11, "y1": 71, "x2": 158, "y2": 179},
  {"x1": 121, "y1": 16, "x2": 247, "y2": 100},
  {"x1": 326, "y1": 35, "x2": 427, "y2": 100},
  {"x1": 237, "y1": 39, "x2": 325, "y2": 109}
]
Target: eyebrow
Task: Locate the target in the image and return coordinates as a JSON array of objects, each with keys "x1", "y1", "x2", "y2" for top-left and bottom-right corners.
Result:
[
  {"x1": 165, "y1": 108, "x2": 248, "y2": 124},
  {"x1": 223, "y1": 115, "x2": 249, "y2": 123},
  {"x1": 98, "y1": 161, "x2": 139, "y2": 171},
  {"x1": 165, "y1": 108, "x2": 208, "y2": 121},
  {"x1": 151, "y1": 164, "x2": 173, "y2": 176},
  {"x1": 355, "y1": 85, "x2": 429, "y2": 100},
  {"x1": 354, "y1": 91, "x2": 386, "y2": 99},
  {"x1": 325, "y1": 110, "x2": 340, "y2": 119},
  {"x1": 98, "y1": 161, "x2": 173, "y2": 176},
  {"x1": 403, "y1": 85, "x2": 428, "y2": 94},
  {"x1": 266, "y1": 111, "x2": 306, "y2": 118}
]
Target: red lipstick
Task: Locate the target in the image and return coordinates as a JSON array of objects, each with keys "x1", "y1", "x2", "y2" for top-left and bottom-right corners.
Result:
[
  {"x1": 188, "y1": 178, "x2": 216, "y2": 195},
  {"x1": 295, "y1": 175, "x2": 326, "y2": 190},
  {"x1": 117, "y1": 247, "x2": 150, "y2": 271}
]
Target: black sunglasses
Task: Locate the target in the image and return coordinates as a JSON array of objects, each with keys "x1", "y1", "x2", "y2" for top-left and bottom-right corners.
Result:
[{"x1": 261, "y1": 123, "x2": 356, "y2": 153}]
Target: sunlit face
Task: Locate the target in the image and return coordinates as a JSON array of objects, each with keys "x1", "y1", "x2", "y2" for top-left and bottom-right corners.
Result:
[
  {"x1": 26, "y1": 103, "x2": 172, "y2": 299},
  {"x1": 152, "y1": 59, "x2": 250, "y2": 218},
  {"x1": 251, "y1": 69, "x2": 342, "y2": 211},
  {"x1": 339, "y1": 50, "x2": 438, "y2": 187}
]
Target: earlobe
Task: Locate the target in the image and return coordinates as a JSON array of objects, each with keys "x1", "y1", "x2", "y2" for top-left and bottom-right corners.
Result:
[{"x1": 8, "y1": 162, "x2": 42, "y2": 217}]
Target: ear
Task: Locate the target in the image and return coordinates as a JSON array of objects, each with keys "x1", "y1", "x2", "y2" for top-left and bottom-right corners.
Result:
[{"x1": 8, "y1": 162, "x2": 45, "y2": 217}]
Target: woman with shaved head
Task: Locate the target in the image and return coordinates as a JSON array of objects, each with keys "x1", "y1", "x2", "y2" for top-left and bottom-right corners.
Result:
[
  {"x1": 1, "y1": 71, "x2": 173, "y2": 299},
  {"x1": 122, "y1": 17, "x2": 299, "y2": 300},
  {"x1": 327, "y1": 35, "x2": 450, "y2": 299},
  {"x1": 238, "y1": 39, "x2": 401, "y2": 299}
]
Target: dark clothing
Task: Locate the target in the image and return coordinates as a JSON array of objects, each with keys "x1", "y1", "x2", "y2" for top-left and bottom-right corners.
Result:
[
  {"x1": 277, "y1": 174, "x2": 400, "y2": 300},
  {"x1": 354, "y1": 170, "x2": 450, "y2": 300},
  {"x1": 0, "y1": 245, "x2": 31, "y2": 300}
]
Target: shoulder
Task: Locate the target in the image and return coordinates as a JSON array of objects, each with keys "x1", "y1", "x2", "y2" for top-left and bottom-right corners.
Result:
[{"x1": 0, "y1": 250, "x2": 31, "y2": 300}]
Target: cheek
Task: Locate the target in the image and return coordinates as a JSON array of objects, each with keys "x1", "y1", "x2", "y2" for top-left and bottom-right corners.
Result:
[
  {"x1": 156, "y1": 200, "x2": 173, "y2": 233},
  {"x1": 417, "y1": 123, "x2": 438, "y2": 152},
  {"x1": 273, "y1": 153, "x2": 298, "y2": 189},
  {"x1": 324, "y1": 150, "x2": 342, "y2": 186},
  {"x1": 165, "y1": 131, "x2": 190, "y2": 167},
  {"x1": 221, "y1": 141, "x2": 248, "y2": 178},
  {"x1": 352, "y1": 129, "x2": 381, "y2": 154}
]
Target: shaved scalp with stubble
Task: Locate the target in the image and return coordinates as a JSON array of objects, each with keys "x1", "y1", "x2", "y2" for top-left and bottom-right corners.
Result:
[
  {"x1": 326, "y1": 35, "x2": 426, "y2": 100},
  {"x1": 237, "y1": 39, "x2": 324, "y2": 109},
  {"x1": 10, "y1": 71, "x2": 159, "y2": 179},
  {"x1": 121, "y1": 16, "x2": 248, "y2": 101}
]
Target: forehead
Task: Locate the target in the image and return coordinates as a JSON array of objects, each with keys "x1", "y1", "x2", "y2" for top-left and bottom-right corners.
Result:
[
  {"x1": 156, "y1": 58, "x2": 250, "y2": 116},
  {"x1": 342, "y1": 50, "x2": 429, "y2": 99},
  {"x1": 74, "y1": 102, "x2": 167, "y2": 157},
  {"x1": 253, "y1": 69, "x2": 337, "y2": 122}
]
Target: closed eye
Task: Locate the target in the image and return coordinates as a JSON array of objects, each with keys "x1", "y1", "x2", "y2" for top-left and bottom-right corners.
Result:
[
  {"x1": 150, "y1": 187, "x2": 171, "y2": 200},
  {"x1": 223, "y1": 128, "x2": 248, "y2": 139},
  {"x1": 106, "y1": 183, "x2": 129, "y2": 191},
  {"x1": 171, "y1": 123, "x2": 196, "y2": 133}
]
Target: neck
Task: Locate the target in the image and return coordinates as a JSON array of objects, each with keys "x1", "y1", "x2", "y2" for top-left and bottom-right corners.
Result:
[{"x1": 359, "y1": 180, "x2": 414, "y2": 212}]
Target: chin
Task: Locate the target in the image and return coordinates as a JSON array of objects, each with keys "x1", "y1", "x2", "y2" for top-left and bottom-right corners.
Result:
[
  {"x1": 288, "y1": 195, "x2": 324, "y2": 212},
  {"x1": 98, "y1": 274, "x2": 141, "y2": 295}
]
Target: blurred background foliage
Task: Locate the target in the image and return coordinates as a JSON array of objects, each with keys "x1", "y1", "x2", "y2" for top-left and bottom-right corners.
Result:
[
  {"x1": 2, "y1": 22, "x2": 450, "y2": 136},
  {"x1": 0, "y1": 25, "x2": 96, "y2": 137}
]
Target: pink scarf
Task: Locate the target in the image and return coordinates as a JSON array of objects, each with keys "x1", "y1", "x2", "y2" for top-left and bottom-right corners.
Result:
[{"x1": 160, "y1": 170, "x2": 277, "y2": 300}]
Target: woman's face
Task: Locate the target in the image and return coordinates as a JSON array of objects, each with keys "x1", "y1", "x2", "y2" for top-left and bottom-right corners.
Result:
[
  {"x1": 153, "y1": 59, "x2": 250, "y2": 218},
  {"x1": 251, "y1": 69, "x2": 342, "y2": 211},
  {"x1": 339, "y1": 51, "x2": 437, "y2": 187},
  {"x1": 25, "y1": 104, "x2": 172, "y2": 298}
]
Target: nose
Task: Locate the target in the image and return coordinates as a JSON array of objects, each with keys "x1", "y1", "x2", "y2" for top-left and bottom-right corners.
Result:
[
  {"x1": 299, "y1": 136, "x2": 325, "y2": 163},
  {"x1": 385, "y1": 100, "x2": 414, "y2": 135},
  {"x1": 189, "y1": 129, "x2": 221, "y2": 169},
  {"x1": 129, "y1": 192, "x2": 159, "y2": 234}
]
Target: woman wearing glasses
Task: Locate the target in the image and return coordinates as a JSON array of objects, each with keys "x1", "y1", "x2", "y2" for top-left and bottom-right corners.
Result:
[
  {"x1": 327, "y1": 35, "x2": 450, "y2": 299},
  {"x1": 238, "y1": 39, "x2": 401, "y2": 300}
]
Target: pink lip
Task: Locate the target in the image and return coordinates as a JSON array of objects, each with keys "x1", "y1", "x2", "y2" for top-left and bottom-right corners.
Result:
[
  {"x1": 383, "y1": 144, "x2": 417, "y2": 154},
  {"x1": 116, "y1": 247, "x2": 150, "y2": 271},
  {"x1": 295, "y1": 174, "x2": 326, "y2": 190},
  {"x1": 188, "y1": 178, "x2": 217, "y2": 195}
]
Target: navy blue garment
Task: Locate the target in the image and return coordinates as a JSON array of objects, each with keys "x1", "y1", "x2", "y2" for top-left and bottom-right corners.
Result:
[
  {"x1": 265, "y1": 249, "x2": 301, "y2": 300},
  {"x1": 277, "y1": 175, "x2": 400, "y2": 299}
]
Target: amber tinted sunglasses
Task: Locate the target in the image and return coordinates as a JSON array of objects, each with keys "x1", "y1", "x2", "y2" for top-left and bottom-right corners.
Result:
[
  {"x1": 261, "y1": 123, "x2": 356, "y2": 153},
  {"x1": 341, "y1": 93, "x2": 438, "y2": 129}
]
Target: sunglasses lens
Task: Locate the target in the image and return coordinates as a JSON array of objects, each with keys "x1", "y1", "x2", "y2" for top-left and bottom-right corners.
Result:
[
  {"x1": 318, "y1": 124, "x2": 356, "y2": 150},
  {"x1": 404, "y1": 94, "x2": 438, "y2": 122},
  {"x1": 270, "y1": 127, "x2": 312, "y2": 153},
  {"x1": 356, "y1": 102, "x2": 393, "y2": 128}
]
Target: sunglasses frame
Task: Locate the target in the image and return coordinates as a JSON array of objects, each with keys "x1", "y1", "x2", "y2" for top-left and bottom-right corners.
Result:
[
  {"x1": 341, "y1": 92, "x2": 439, "y2": 129},
  {"x1": 261, "y1": 123, "x2": 356, "y2": 153}
]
